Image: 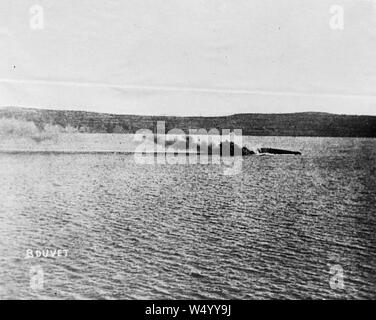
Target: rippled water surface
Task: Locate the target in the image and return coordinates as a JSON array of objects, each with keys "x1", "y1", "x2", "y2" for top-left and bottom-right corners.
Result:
[{"x1": 0, "y1": 137, "x2": 375, "y2": 299}]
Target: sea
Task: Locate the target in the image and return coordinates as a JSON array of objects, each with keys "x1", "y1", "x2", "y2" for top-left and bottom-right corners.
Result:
[{"x1": 0, "y1": 136, "x2": 375, "y2": 299}]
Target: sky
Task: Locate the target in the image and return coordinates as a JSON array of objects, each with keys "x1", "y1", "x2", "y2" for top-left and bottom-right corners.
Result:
[{"x1": 0, "y1": 0, "x2": 375, "y2": 116}]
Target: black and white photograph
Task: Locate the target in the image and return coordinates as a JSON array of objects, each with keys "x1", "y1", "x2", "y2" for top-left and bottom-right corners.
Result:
[{"x1": 0, "y1": 0, "x2": 375, "y2": 305}]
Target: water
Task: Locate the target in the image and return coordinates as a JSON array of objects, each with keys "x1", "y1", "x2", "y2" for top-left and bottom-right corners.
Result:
[{"x1": 0, "y1": 136, "x2": 375, "y2": 299}]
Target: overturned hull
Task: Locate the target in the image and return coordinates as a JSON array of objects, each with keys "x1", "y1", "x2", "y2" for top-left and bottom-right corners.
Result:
[
  {"x1": 258, "y1": 148, "x2": 302, "y2": 155},
  {"x1": 240, "y1": 147, "x2": 301, "y2": 156},
  {"x1": 204, "y1": 142, "x2": 302, "y2": 156}
]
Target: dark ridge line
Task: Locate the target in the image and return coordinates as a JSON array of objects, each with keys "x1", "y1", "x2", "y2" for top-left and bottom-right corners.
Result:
[{"x1": 1, "y1": 106, "x2": 375, "y2": 137}]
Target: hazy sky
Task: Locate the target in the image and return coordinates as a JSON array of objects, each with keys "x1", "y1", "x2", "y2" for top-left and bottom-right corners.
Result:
[{"x1": 0, "y1": 0, "x2": 375, "y2": 115}]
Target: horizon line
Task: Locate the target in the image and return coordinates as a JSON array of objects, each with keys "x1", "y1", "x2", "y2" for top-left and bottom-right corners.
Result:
[{"x1": 1, "y1": 105, "x2": 376, "y2": 118}]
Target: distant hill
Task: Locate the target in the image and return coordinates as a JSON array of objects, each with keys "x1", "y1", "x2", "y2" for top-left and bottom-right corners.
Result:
[{"x1": 0, "y1": 107, "x2": 375, "y2": 137}]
